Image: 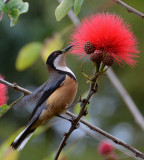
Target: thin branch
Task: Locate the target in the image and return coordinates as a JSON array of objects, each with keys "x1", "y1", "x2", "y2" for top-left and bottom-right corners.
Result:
[
  {"x1": 80, "y1": 127, "x2": 137, "y2": 160},
  {"x1": 111, "y1": 0, "x2": 144, "y2": 19},
  {"x1": 1, "y1": 78, "x2": 144, "y2": 159},
  {"x1": 0, "y1": 78, "x2": 31, "y2": 95},
  {"x1": 107, "y1": 69, "x2": 144, "y2": 130},
  {"x1": 65, "y1": 4, "x2": 144, "y2": 131},
  {"x1": 54, "y1": 71, "x2": 99, "y2": 160},
  {"x1": 9, "y1": 95, "x2": 25, "y2": 108},
  {"x1": 0, "y1": 95, "x2": 25, "y2": 117},
  {"x1": 66, "y1": 111, "x2": 144, "y2": 160}
]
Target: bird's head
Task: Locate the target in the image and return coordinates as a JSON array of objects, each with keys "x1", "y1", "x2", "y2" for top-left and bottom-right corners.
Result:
[{"x1": 46, "y1": 45, "x2": 73, "y2": 70}]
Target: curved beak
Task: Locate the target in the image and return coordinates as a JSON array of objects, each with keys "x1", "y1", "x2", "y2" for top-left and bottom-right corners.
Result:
[{"x1": 62, "y1": 44, "x2": 73, "y2": 53}]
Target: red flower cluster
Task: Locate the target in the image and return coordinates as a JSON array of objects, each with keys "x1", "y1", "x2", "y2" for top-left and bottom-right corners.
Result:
[
  {"x1": 98, "y1": 141, "x2": 114, "y2": 155},
  {"x1": 0, "y1": 75, "x2": 8, "y2": 106},
  {"x1": 71, "y1": 13, "x2": 139, "y2": 66},
  {"x1": 98, "y1": 141, "x2": 117, "y2": 160}
]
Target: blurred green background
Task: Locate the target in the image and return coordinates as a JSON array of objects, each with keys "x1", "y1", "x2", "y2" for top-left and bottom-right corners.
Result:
[{"x1": 0, "y1": 0, "x2": 144, "y2": 159}]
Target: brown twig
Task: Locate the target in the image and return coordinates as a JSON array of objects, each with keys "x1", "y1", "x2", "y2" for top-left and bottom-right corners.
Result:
[
  {"x1": 111, "y1": 0, "x2": 144, "y2": 19},
  {"x1": 80, "y1": 127, "x2": 136, "y2": 160},
  {"x1": 1, "y1": 78, "x2": 144, "y2": 159},
  {"x1": 0, "y1": 78, "x2": 31, "y2": 95},
  {"x1": 54, "y1": 72, "x2": 101, "y2": 160},
  {"x1": 66, "y1": 111, "x2": 144, "y2": 159}
]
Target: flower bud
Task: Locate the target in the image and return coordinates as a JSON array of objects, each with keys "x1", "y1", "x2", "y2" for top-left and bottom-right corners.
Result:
[
  {"x1": 90, "y1": 51, "x2": 103, "y2": 64},
  {"x1": 103, "y1": 55, "x2": 114, "y2": 66},
  {"x1": 83, "y1": 41, "x2": 96, "y2": 54},
  {"x1": 98, "y1": 141, "x2": 114, "y2": 155}
]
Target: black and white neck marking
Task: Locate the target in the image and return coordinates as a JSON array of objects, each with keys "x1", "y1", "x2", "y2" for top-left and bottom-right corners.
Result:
[{"x1": 53, "y1": 54, "x2": 77, "y2": 81}]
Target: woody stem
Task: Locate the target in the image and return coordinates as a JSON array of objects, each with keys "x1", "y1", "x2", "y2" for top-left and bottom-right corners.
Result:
[{"x1": 54, "y1": 69, "x2": 100, "y2": 160}]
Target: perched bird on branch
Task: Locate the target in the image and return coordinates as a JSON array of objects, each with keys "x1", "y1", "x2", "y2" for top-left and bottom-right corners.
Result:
[{"x1": 11, "y1": 45, "x2": 77, "y2": 150}]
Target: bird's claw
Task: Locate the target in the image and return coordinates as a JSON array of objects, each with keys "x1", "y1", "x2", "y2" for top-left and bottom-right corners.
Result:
[
  {"x1": 80, "y1": 99, "x2": 90, "y2": 107},
  {"x1": 71, "y1": 121, "x2": 80, "y2": 129}
]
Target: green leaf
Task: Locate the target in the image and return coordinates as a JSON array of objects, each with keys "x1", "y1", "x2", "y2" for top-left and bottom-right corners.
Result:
[
  {"x1": 41, "y1": 34, "x2": 64, "y2": 62},
  {"x1": 82, "y1": 71, "x2": 89, "y2": 79},
  {"x1": 74, "y1": 0, "x2": 84, "y2": 16},
  {"x1": 82, "y1": 71, "x2": 93, "y2": 82},
  {"x1": 0, "y1": 0, "x2": 29, "y2": 26},
  {"x1": 55, "y1": 0, "x2": 74, "y2": 21},
  {"x1": 15, "y1": 42, "x2": 43, "y2": 71},
  {"x1": 0, "y1": 104, "x2": 10, "y2": 117}
]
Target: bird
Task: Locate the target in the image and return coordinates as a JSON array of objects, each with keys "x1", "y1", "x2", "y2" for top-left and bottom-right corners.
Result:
[{"x1": 11, "y1": 45, "x2": 78, "y2": 151}]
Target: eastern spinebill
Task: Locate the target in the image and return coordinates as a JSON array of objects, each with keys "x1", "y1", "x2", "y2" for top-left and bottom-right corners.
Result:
[{"x1": 11, "y1": 45, "x2": 78, "y2": 150}]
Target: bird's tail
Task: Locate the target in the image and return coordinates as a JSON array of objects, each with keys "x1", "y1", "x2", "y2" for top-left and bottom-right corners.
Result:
[{"x1": 11, "y1": 125, "x2": 35, "y2": 151}]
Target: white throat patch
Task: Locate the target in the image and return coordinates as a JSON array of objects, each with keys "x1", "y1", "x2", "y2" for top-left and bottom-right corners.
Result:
[{"x1": 54, "y1": 54, "x2": 76, "y2": 79}]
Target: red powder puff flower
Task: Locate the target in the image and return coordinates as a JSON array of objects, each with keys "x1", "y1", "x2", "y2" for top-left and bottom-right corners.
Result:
[
  {"x1": 71, "y1": 13, "x2": 139, "y2": 66},
  {"x1": 98, "y1": 141, "x2": 114, "y2": 155},
  {"x1": 0, "y1": 75, "x2": 8, "y2": 106}
]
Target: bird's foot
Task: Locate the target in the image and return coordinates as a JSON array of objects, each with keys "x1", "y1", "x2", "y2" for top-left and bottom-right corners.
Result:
[
  {"x1": 57, "y1": 114, "x2": 73, "y2": 123},
  {"x1": 71, "y1": 120, "x2": 80, "y2": 129}
]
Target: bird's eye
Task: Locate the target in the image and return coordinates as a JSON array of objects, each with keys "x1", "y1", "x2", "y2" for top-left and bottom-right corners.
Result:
[{"x1": 54, "y1": 53, "x2": 58, "y2": 57}]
